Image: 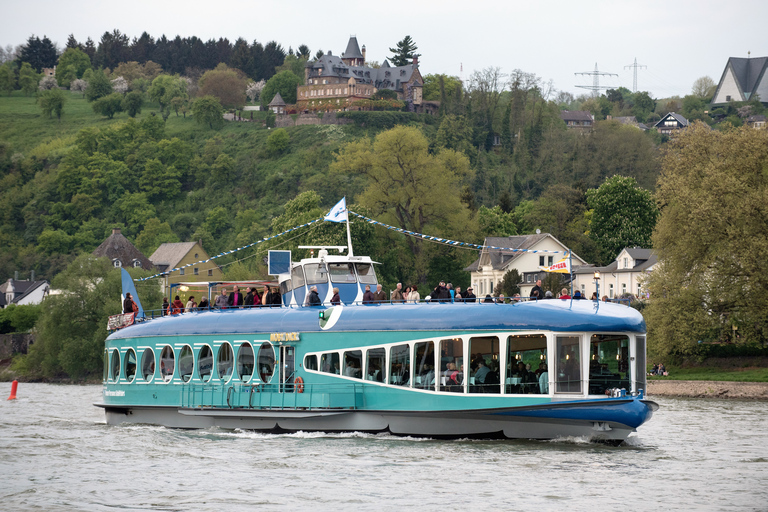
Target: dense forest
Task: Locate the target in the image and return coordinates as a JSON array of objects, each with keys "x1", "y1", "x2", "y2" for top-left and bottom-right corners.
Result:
[{"x1": 1, "y1": 31, "x2": 766, "y2": 378}]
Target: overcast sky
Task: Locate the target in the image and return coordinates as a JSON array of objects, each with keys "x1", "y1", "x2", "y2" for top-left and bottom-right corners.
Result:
[{"x1": 2, "y1": 0, "x2": 766, "y2": 99}]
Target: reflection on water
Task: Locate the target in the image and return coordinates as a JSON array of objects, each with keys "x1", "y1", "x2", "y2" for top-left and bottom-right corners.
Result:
[{"x1": 1, "y1": 384, "x2": 767, "y2": 511}]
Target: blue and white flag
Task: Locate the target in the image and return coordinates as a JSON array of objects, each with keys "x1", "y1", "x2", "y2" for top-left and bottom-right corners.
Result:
[{"x1": 324, "y1": 197, "x2": 348, "y2": 223}]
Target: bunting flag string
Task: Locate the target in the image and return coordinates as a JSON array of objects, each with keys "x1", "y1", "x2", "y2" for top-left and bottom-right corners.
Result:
[
  {"x1": 133, "y1": 218, "x2": 324, "y2": 282},
  {"x1": 347, "y1": 210, "x2": 566, "y2": 255}
]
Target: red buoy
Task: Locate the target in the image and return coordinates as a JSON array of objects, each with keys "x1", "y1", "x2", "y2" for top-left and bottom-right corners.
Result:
[{"x1": 7, "y1": 380, "x2": 18, "y2": 400}]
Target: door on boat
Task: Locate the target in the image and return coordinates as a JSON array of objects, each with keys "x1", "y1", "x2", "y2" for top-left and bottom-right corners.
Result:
[{"x1": 280, "y1": 346, "x2": 296, "y2": 392}]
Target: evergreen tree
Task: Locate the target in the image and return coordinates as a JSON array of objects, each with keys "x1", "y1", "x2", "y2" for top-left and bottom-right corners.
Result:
[{"x1": 388, "y1": 36, "x2": 418, "y2": 67}]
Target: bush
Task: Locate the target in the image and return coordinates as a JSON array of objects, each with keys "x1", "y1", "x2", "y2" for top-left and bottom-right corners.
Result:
[
  {"x1": 122, "y1": 91, "x2": 144, "y2": 117},
  {"x1": 267, "y1": 128, "x2": 290, "y2": 155},
  {"x1": 336, "y1": 111, "x2": 433, "y2": 128},
  {"x1": 92, "y1": 93, "x2": 124, "y2": 119},
  {"x1": 0, "y1": 304, "x2": 41, "y2": 334}
]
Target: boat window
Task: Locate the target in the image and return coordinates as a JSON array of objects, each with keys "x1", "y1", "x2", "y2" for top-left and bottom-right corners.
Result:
[
  {"x1": 280, "y1": 278, "x2": 293, "y2": 295},
  {"x1": 555, "y1": 336, "x2": 581, "y2": 393},
  {"x1": 366, "y1": 348, "x2": 385, "y2": 382},
  {"x1": 634, "y1": 336, "x2": 646, "y2": 394},
  {"x1": 506, "y1": 334, "x2": 548, "y2": 394},
  {"x1": 237, "y1": 342, "x2": 254, "y2": 382},
  {"x1": 343, "y1": 350, "x2": 363, "y2": 379},
  {"x1": 103, "y1": 350, "x2": 108, "y2": 382},
  {"x1": 160, "y1": 345, "x2": 175, "y2": 382},
  {"x1": 178, "y1": 345, "x2": 193, "y2": 383},
  {"x1": 439, "y1": 338, "x2": 464, "y2": 393},
  {"x1": 355, "y1": 263, "x2": 377, "y2": 285},
  {"x1": 304, "y1": 354, "x2": 318, "y2": 371},
  {"x1": 389, "y1": 344, "x2": 410, "y2": 386},
  {"x1": 469, "y1": 336, "x2": 500, "y2": 394},
  {"x1": 217, "y1": 343, "x2": 234, "y2": 381},
  {"x1": 141, "y1": 348, "x2": 154, "y2": 381},
  {"x1": 198, "y1": 345, "x2": 213, "y2": 382},
  {"x1": 588, "y1": 334, "x2": 630, "y2": 395},
  {"x1": 329, "y1": 263, "x2": 357, "y2": 283},
  {"x1": 125, "y1": 348, "x2": 137, "y2": 383},
  {"x1": 110, "y1": 349, "x2": 120, "y2": 382},
  {"x1": 304, "y1": 263, "x2": 328, "y2": 285},
  {"x1": 413, "y1": 341, "x2": 436, "y2": 391},
  {"x1": 291, "y1": 265, "x2": 305, "y2": 290},
  {"x1": 257, "y1": 342, "x2": 275, "y2": 383},
  {"x1": 320, "y1": 352, "x2": 340, "y2": 374}
]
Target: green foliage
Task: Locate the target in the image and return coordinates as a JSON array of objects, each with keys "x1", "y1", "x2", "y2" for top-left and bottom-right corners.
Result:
[
  {"x1": 191, "y1": 95, "x2": 224, "y2": 129},
  {"x1": 496, "y1": 269, "x2": 521, "y2": 297},
  {"x1": 646, "y1": 124, "x2": 768, "y2": 356},
  {"x1": 388, "y1": 35, "x2": 418, "y2": 67},
  {"x1": 84, "y1": 69, "x2": 113, "y2": 102},
  {"x1": 586, "y1": 175, "x2": 658, "y2": 265},
  {"x1": 122, "y1": 90, "x2": 144, "y2": 117},
  {"x1": 135, "y1": 218, "x2": 180, "y2": 255},
  {"x1": 372, "y1": 88, "x2": 398, "y2": 100},
  {"x1": 91, "y1": 92, "x2": 124, "y2": 119},
  {"x1": 38, "y1": 88, "x2": 66, "y2": 120},
  {"x1": 261, "y1": 69, "x2": 301, "y2": 107},
  {"x1": 274, "y1": 54, "x2": 308, "y2": 85},
  {"x1": 477, "y1": 205, "x2": 517, "y2": 236},
  {"x1": 56, "y1": 48, "x2": 91, "y2": 87},
  {"x1": 19, "y1": 62, "x2": 40, "y2": 96},
  {"x1": 335, "y1": 111, "x2": 433, "y2": 129},
  {"x1": 267, "y1": 127, "x2": 290, "y2": 155},
  {"x1": 198, "y1": 63, "x2": 246, "y2": 109},
  {"x1": 436, "y1": 114, "x2": 475, "y2": 157},
  {"x1": 0, "y1": 62, "x2": 16, "y2": 96},
  {"x1": 0, "y1": 304, "x2": 41, "y2": 334},
  {"x1": 422, "y1": 74, "x2": 462, "y2": 102},
  {"x1": 148, "y1": 74, "x2": 187, "y2": 120}
]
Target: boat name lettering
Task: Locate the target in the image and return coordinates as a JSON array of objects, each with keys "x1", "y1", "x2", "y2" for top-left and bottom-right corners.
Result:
[
  {"x1": 270, "y1": 332, "x2": 301, "y2": 342},
  {"x1": 104, "y1": 390, "x2": 125, "y2": 397}
]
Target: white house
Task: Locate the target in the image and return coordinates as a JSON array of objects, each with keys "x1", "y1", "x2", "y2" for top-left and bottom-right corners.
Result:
[
  {"x1": 0, "y1": 278, "x2": 50, "y2": 307},
  {"x1": 572, "y1": 247, "x2": 657, "y2": 300},
  {"x1": 464, "y1": 234, "x2": 587, "y2": 298}
]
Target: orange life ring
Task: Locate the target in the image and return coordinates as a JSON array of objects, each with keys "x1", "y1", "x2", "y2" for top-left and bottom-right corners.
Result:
[{"x1": 295, "y1": 376, "x2": 304, "y2": 393}]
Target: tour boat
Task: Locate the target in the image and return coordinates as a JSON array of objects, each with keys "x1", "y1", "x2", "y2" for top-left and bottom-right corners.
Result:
[{"x1": 96, "y1": 245, "x2": 658, "y2": 443}]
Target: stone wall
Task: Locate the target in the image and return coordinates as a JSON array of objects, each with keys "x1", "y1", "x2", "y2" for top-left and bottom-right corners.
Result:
[
  {"x1": 0, "y1": 333, "x2": 34, "y2": 360},
  {"x1": 272, "y1": 112, "x2": 353, "y2": 128}
]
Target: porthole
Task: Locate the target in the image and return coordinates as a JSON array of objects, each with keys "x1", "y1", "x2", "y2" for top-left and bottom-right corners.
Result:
[
  {"x1": 237, "y1": 343, "x2": 254, "y2": 382},
  {"x1": 179, "y1": 345, "x2": 193, "y2": 383},
  {"x1": 141, "y1": 348, "x2": 155, "y2": 381},
  {"x1": 198, "y1": 345, "x2": 213, "y2": 382},
  {"x1": 125, "y1": 348, "x2": 137, "y2": 383},
  {"x1": 110, "y1": 349, "x2": 120, "y2": 382},
  {"x1": 160, "y1": 345, "x2": 175, "y2": 382},
  {"x1": 257, "y1": 342, "x2": 275, "y2": 383},
  {"x1": 217, "y1": 342, "x2": 234, "y2": 381}
]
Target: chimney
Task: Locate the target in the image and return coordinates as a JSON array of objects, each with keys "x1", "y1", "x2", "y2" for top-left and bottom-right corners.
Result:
[
  {"x1": 14, "y1": 270, "x2": 18, "y2": 280},
  {"x1": 112, "y1": 228, "x2": 121, "y2": 235},
  {"x1": 362, "y1": 45, "x2": 366, "y2": 64},
  {"x1": 30, "y1": 270, "x2": 35, "y2": 282},
  {"x1": 413, "y1": 55, "x2": 418, "y2": 66}
]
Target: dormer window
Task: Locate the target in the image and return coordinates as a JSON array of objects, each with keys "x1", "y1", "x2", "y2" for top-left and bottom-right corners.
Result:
[
  {"x1": 113, "y1": 259, "x2": 122, "y2": 268},
  {"x1": 133, "y1": 260, "x2": 142, "y2": 268}
]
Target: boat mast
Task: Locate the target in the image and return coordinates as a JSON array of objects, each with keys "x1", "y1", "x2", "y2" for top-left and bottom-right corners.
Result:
[{"x1": 346, "y1": 214, "x2": 354, "y2": 257}]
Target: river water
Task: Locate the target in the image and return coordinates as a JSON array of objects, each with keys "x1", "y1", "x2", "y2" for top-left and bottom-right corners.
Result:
[{"x1": 1, "y1": 383, "x2": 766, "y2": 511}]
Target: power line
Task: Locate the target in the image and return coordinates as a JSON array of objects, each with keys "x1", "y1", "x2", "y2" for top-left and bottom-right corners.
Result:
[
  {"x1": 574, "y1": 63, "x2": 618, "y2": 95},
  {"x1": 624, "y1": 57, "x2": 647, "y2": 93}
]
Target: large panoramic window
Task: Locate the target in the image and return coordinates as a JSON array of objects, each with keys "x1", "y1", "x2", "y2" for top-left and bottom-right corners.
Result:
[
  {"x1": 160, "y1": 345, "x2": 175, "y2": 382},
  {"x1": 389, "y1": 344, "x2": 410, "y2": 386},
  {"x1": 141, "y1": 348, "x2": 154, "y2": 381},
  {"x1": 237, "y1": 342, "x2": 254, "y2": 382},
  {"x1": 291, "y1": 265, "x2": 306, "y2": 290},
  {"x1": 365, "y1": 348, "x2": 385, "y2": 382},
  {"x1": 217, "y1": 342, "x2": 234, "y2": 381},
  {"x1": 110, "y1": 349, "x2": 120, "y2": 382},
  {"x1": 125, "y1": 348, "x2": 137, "y2": 383},
  {"x1": 304, "y1": 354, "x2": 318, "y2": 371},
  {"x1": 329, "y1": 263, "x2": 357, "y2": 283},
  {"x1": 343, "y1": 350, "x2": 363, "y2": 379},
  {"x1": 506, "y1": 334, "x2": 548, "y2": 394},
  {"x1": 439, "y1": 338, "x2": 464, "y2": 393},
  {"x1": 588, "y1": 334, "x2": 630, "y2": 395},
  {"x1": 469, "y1": 336, "x2": 500, "y2": 394},
  {"x1": 198, "y1": 345, "x2": 213, "y2": 382},
  {"x1": 179, "y1": 345, "x2": 193, "y2": 383},
  {"x1": 320, "y1": 352, "x2": 340, "y2": 375},
  {"x1": 257, "y1": 342, "x2": 275, "y2": 383},
  {"x1": 355, "y1": 263, "x2": 377, "y2": 285},
  {"x1": 413, "y1": 341, "x2": 435, "y2": 391},
  {"x1": 555, "y1": 336, "x2": 581, "y2": 393},
  {"x1": 304, "y1": 263, "x2": 327, "y2": 286}
]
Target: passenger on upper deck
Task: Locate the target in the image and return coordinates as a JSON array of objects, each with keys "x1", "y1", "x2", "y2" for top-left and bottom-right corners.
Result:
[
  {"x1": 408, "y1": 284, "x2": 420, "y2": 303},
  {"x1": 214, "y1": 289, "x2": 228, "y2": 309},
  {"x1": 454, "y1": 286, "x2": 463, "y2": 302},
  {"x1": 559, "y1": 288, "x2": 571, "y2": 299},
  {"x1": 161, "y1": 297, "x2": 169, "y2": 315},
  {"x1": 464, "y1": 287, "x2": 476, "y2": 302},
  {"x1": 362, "y1": 284, "x2": 374, "y2": 304},
  {"x1": 434, "y1": 281, "x2": 451, "y2": 302},
  {"x1": 331, "y1": 287, "x2": 341, "y2": 305},
  {"x1": 123, "y1": 293, "x2": 137, "y2": 315},
  {"x1": 244, "y1": 287, "x2": 254, "y2": 307},
  {"x1": 372, "y1": 284, "x2": 387, "y2": 303},
  {"x1": 307, "y1": 285, "x2": 322, "y2": 306},
  {"x1": 171, "y1": 295, "x2": 185, "y2": 314},
  {"x1": 185, "y1": 296, "x2": 197, "y2": 312},
  {"x1": 531, "y1": 279, "x2": 544, "y2": 301},
  {"x1": 573, "y1": 290, "x2": 583, "y2": 300},
  {"x1": 391, "y1": 283, "x2": 405, "y2": 303},
  {"x1": 198, "y1": 296, "x2": 209, "y2": 310},
  {"x1": 228, "y1": 285, "x2": 244, "y2": 308}
]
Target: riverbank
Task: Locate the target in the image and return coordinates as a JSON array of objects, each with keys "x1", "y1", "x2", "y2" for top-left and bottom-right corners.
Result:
[{"x1": 647, "y1": 380, "x2": 768, "y2": 400}]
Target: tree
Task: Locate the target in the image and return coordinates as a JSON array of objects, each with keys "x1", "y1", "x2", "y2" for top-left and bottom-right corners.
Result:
[
  {"x1": 478, "y1": 205, "x2": 517, "y2": 237},
  {"x1": 645, "y1": 124, "x2": 768, "y2": 356},
  {"x1": 496, "y1": 269, "x2": 521, "y2": 297},
  {"x1": 135, "y1": 218, "x2": 180, "y2": 256},
  {"x1": 274, "y1": 54, "x2": 308, "y2": 84},
  {"x1": 198, "y1": 63, "x2": 247, "y2": 108},
  {"x1": 191, "y1": 95, "x2": 224, "y2": 129},
  {"x1": 70, "y1": 78, "x2": 87, "y2": 97},
  {"x1": 266, "y1": 128, "x2": 290, "y2": 155},
  {"x1": 331, "y1": 126, "x2": 476, "y2": 285},
  {"x1": 18, "y1": 62, "x2": 39, "y2": 96},
  {"x1": 148, "y1": 74, "x2": 187, "y2": 120},
  {"x1": 586, "y1": 175, "x2": 659, "y2": 265},
  {"x1": 38, "y1": 88, "x2": 66, "y2": 119},
  {"x1": 19, "y1": 35, "x2": 58, "y2": 72},
  {"x1": 122, "y1": 90, "x2": 143, "y2": 117},
  {"x1": 246, "y1": 79, "x2": 265, "y2": 103},
  {"x1": 691, "y1": 76, "x2": 717, "y2": 100},
  {"x1": 38, "y1": 75, "x2": 58, "y2": 90},
  {"x1": 84, "y1": 68, "x2": 112, "y2": 102},
  {"x1": 388, "y1": 35, "x2": 418, "y2": 67},
  {"x1": 0, "y1": 62, "x2": 15, "y2": 95},
  {"x1": 55, "y1": 47, "x2": 91, "y2": 87},
  {"x1": 422, "y1": 73, "x2": 462, "y2": 102},
  {"x1": 111, "y1": 76, "x2": 129, "y2": 94},
  {"x1": 261, "y1": 69, "x2": 301, "y2": 106},
  {"x1": 92, "y1": 93, "x2": 124, "y2": 118}
]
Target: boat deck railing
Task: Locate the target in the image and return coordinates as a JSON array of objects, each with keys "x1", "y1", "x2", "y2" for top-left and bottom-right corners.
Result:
[{"x1": 181, "y1": 382, "x2": 365, "y2": 411}]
